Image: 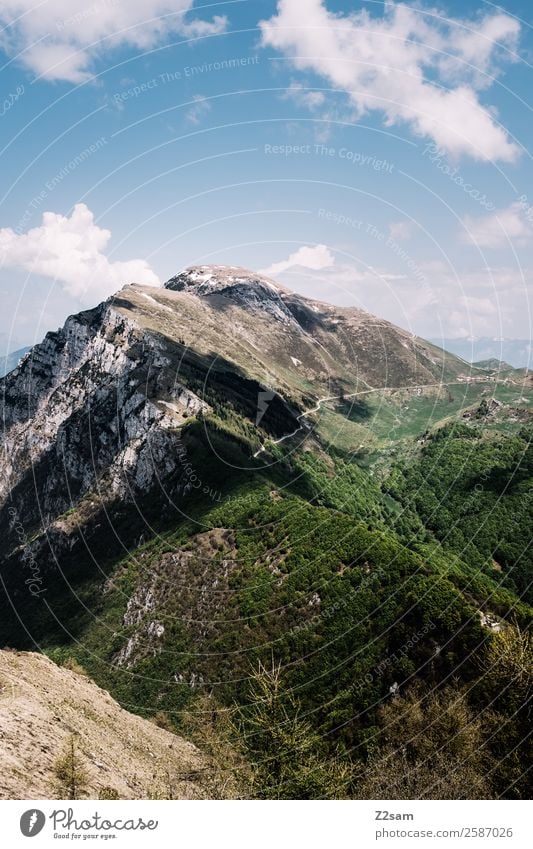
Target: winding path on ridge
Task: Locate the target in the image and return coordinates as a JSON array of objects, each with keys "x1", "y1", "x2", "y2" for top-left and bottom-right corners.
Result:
[{"x1": 252, "y1": 379, "x2": 509, "y2": 459}]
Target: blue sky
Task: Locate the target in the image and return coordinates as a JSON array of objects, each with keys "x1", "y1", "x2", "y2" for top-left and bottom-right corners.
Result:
[{"x1": 0, "y1": 0, "x2": 532, "y2": 354}]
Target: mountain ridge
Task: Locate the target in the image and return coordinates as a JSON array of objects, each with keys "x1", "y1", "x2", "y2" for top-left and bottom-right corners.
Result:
[
  {"x1": 0, "y1": 265, "x2": 468, "y2": 530},
  {"x1": 0, "y1": 264, "x2": 531, "y2": 800}
]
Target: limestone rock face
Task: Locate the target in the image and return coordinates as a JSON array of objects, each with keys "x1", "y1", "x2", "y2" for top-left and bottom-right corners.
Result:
[
  {"x1": 0, "y1": 265, "x2": 466, "y2": 532},
  {"x1": 0, "y1": 297, "x2": 208, "y2": 529},
  {"x1": 0, "y1": 264, "x2": 466, "y2": 638}
]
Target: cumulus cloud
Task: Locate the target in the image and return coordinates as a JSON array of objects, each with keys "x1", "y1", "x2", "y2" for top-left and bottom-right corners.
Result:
[
  {"x1": 0, "y1": 1, "x2": 227, "y2": 82},
  {"x1": 388, "y1": 220, "x2": 414, "y2": 242},
  {"x1": 0, "y1": 203, "x2": 160, "y2": 302},
  {"x1": 282, "y1": 80, "x2": 350, "y2": 141},
  {"x1": 261, "y1": 244, "x2": 335, "y2": 277},
  {"x1": 186, "y1": 94, "x2": 211, "y2": 125},
  {"x1": 461, "y1": 203, "x2": 532, "y2": 247},
  {"x1": 283, "y1": 81, "x2": 327, "y2": 111},
  {"x1": 260, "y1": 0, "x2": 520, "y2": 161}
]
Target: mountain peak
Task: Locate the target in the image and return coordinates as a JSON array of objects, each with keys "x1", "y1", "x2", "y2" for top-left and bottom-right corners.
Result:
[
  {"x1": 164, "y1": 264, "x2": 285, "y2": 295},
  {"x1": 163, "y1": 264, "x2": 295, "y2": 324}
]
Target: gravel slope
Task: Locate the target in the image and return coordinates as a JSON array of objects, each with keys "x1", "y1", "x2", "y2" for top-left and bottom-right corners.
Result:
[{"x1": 0, "y1": 650, "x2": 207, "y2": 800}]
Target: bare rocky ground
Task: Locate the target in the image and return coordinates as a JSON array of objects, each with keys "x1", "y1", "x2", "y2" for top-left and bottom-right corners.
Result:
[{"x1": 0, "y1": 650, "x2": 208, "y2": 800}]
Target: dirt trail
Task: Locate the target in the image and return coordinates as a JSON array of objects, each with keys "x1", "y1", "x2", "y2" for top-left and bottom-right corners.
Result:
[{"x1": 253, "y1": 382, "x2": 448, "y2": 458}]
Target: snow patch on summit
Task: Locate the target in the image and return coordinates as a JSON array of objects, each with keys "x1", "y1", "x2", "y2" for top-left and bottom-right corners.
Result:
[{"x1": 164, "y1": 265, "x2": 297, "y2": 326}]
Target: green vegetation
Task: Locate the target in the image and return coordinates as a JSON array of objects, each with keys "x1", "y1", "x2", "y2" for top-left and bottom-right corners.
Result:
[
  {"x1": 98, "y1": 786, "x2": 120, "y2": 800},
  {"x1": 237, "y1": 661, "x2": 353, "y2": 799},
  {"x1": 387, "y1": 423, "x2": 533, "y2": 602},
  {"x1": 355, "y1": 682, "x2": 494, "y2": 799},
  {"x1": 4, "y1": 385, "x2": 532, "y2": 800},
  {"x1": 53, "y1": 735, "x2": 89, "y2": 800}
]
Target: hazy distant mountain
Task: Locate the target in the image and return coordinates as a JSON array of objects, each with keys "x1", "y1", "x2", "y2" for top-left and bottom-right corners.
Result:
[
  {"x1": 431, "y1": 337, "x2": 531, "y2": 369},
  {"x1": 0, "y1": 346, "x2": 30, "y2": 377}
]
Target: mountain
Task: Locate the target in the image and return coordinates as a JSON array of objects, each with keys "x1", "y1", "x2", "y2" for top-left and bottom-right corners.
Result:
[
  {"x1": 0, "y1": 265, "x2": 531, "y2": 800},
  {"x1": 0, "y1": 346, "x2": 31, "y2": 378},
  {"x1": 472, "y1": 358, "x2": 515, "y2": 371},
  {"x1": 0, "y1": 649, "x2": 210, "y2": 800},
  {"x1": 431, "y1": 337, "x2": 532, "y2": 370},
  {"x1": 0, "y1": 264, "x2": 469, "y2": 536}
]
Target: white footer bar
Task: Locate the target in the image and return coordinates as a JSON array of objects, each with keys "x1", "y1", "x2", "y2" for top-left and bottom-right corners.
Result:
[{"x1": 2, "y1": 799, "x2": 530, "y2": 848}]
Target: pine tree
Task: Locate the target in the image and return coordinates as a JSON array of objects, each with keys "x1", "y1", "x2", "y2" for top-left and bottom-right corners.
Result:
[
  {"x1": 53, "y1": 734, "x2": 89, "y2": 800},
  {"x1": 238, "y1": 660, "x2": 352, "y2": 799}
]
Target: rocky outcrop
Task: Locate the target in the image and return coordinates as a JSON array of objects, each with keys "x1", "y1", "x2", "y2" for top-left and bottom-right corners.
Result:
[
  {"x1": 0, "y1": 296, "x2": 208, "y2": 530},
  {"x1": 0, "y1": 264, "x2": 468, "y2": 607}
]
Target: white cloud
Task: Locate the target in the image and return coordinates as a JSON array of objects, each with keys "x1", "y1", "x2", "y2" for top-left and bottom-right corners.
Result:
[
  {"x1": 461, "y1": 203, "x2": 532, "y2": 247},
  {"x1": 0, "y1": 1, "x2": 227, "y2": 82},
  {"x1": 261, "y1": 244, "x2": 335, "y2": 277},
  {"x1": 0, "y1": 203, "x2": 159, "y2": 302},
  {"x1": 283, "y1": 81, "x2": 327, "y2": 110},
  {"x1": 388, "y1": 220, "x2": 414, "y2": 242},
  {"x1": 381, "y1": 272, "x2": 407, "y2": 280},
  {"x1": 282, "y1": 80, "x2": 350, "y2": 141},
  {"x1": 186, "y1": 94, "x2": 211, "y2": 125},
  {"x1": 260, "y1": 0, "x2": 520, "y2": 161},
  {"x1": 178, "y1": 15, "x2": 227, "y2": 38}
]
